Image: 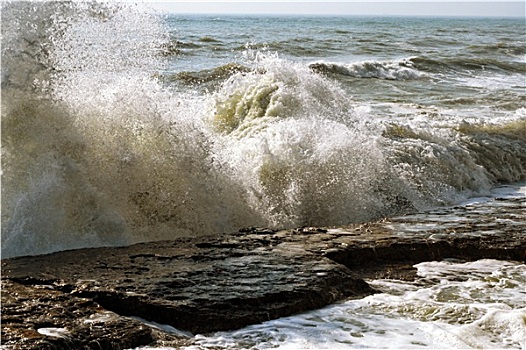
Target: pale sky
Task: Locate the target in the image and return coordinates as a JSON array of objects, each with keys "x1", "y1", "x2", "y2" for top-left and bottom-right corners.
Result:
[{"x1": 146, "y1": 1, "x2": 526, "y2": 17}]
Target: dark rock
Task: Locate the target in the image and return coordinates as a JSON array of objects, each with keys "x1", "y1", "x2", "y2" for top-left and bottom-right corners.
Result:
[
  {"x1": 2, "y1": 196, "x2": 524, "y2": 348},
  {"x1": 0, "y1": 279, "x2": 189, "y2": 350},
  {"x1": 2, "y1": 241, "x2": 374, "y2": 337}
]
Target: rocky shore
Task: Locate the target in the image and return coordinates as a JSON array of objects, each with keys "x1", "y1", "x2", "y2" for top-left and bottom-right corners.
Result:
[{"x1": 2, "y1": 196, "x2": 525, "y2": 349}]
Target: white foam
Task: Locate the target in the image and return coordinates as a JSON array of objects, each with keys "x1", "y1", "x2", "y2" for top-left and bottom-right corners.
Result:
[
  {"x1": 37, "y1": 327, "x2": 70, "y2": 338},
  {"x1": 490, "y1": 183, "x2": 526, "y2": 198},
  {"x1": 455, "y1": 73, "x2": 526, "y2": 90},
  {"x1": 175, "y1": 260, "x2": 526, "y2": 350},
  {"x1": 83, "y1": 311, "x2": 116, "y2": 324}
]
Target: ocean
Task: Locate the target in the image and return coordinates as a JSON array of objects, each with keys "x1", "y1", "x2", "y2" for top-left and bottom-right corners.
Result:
[{"x1": 1, "y1": 1, "x2": 525, "y2": 349}]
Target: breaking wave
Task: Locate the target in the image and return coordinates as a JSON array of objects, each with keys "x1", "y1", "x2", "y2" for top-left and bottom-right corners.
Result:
[
  {"x1": 308, "y1": 55, "x2": 525, "y2": 82},
  {"x1": 2, "y1": 1, "x2": 525, "y2": 258},
  {"x1": 309, "y1": 58, "x2": 427, "y2": 80}
]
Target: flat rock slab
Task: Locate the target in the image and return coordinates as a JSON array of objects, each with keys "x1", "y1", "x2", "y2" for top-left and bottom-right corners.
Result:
[
  {"x1": 2, "y1": 196, "x2": 525, "y2": 349},
  {"x1": 3, "y1": 240, "x2": 373, "y2": 333},
  {"x1": 2, "y1": 238, "x2": 374, "y2": 349}
]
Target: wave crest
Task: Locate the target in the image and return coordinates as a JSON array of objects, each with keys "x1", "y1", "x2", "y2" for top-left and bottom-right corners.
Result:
[
  {"x1": 309, "y1": 58, "x2": 427, "y2": 80},
  {"x1": 213, "y1": 55, "x2": 353, "y2": 137}
]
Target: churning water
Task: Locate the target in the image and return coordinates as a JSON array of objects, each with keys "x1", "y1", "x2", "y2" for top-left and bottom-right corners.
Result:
[
  {"x1": 179, "y1": 259, "x2": 526, "y2": 350},
  {"x1": 2, "y1": 2, "x2": 524, "y2": 259},
  {"x1": 2, "y1": 2, "x2": 525, "y2": 349}
]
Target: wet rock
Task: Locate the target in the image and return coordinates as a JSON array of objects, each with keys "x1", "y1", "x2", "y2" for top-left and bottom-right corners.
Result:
[
  {"x1": 2, "y1": 196, "x2": 524, "y2": 348},
  {"x1": 2, "y1": 237, "x2": 374, "y2": 347},
  {"x1": 0, "y1": 279, "x2": 189, "y2": 350}
]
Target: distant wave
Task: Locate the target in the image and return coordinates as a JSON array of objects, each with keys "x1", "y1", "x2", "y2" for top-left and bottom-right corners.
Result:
[
  {"x1": 410, "y1": 56, "x2": 526, "y2": 74},
  {"x1": 309, "y1": 56, "x2": 525, "y2": 82},
  {"x1": 467, "y1": 41, "x2": 526, "y2": 57},
  {"x1": 309, "y1": 58, "x2": 427, "y2": 80},
  {"x1": 162, "y1": 62, "x2": 252, "y2": 86},
  {"x1": 199, "y1": 36, "x2": 222, "y2": 43}
]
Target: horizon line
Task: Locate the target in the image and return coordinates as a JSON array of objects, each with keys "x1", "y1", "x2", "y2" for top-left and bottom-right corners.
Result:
[{"x1": 155, "y1": 11, "x2": 525, "y2": 19}]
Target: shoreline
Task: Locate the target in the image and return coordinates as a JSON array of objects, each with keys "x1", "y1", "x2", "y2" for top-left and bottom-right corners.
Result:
[{"x1": 2, "y1": 196, "x2": 525, "y2": 349}]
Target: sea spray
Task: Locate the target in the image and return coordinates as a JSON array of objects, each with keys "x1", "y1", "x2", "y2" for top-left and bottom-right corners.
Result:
[
  {"x1": 1, "y1": 1, "x2": 263, "y2": 258},
  {"x1": 209, "y1": 55, "x2": 404, "y2": 226},
  {"x1": 0, "y1": 2, "x2": 398, "y2": 258},
  {"x1": 2, "y1": 3, "x2": 525, "y2": 258}
]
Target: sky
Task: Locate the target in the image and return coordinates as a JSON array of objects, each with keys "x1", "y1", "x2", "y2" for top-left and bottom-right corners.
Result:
[{"x1": 146, "y1": 1, "x2": 526, "y2": 17}]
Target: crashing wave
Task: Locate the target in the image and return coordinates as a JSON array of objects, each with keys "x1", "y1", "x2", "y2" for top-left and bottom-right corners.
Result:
[{"x1": 1, "y1": 2, "x2": 524, "y2": 258}]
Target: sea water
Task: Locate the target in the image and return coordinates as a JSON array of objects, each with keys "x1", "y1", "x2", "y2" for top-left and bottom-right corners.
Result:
[
  {"x1": 1, "y1": 2, "x2": 525, "y2": 348},
  {"x1": 2, "y1": 2, "x2": 524, "y2": 258}
]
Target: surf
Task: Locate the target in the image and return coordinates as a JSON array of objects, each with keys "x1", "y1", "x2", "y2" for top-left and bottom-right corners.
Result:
[{"x1": 2, "y1": 2, "x2": 525, "y2": 259}]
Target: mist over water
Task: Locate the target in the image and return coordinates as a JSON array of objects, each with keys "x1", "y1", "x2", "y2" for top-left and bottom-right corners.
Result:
[{"x1": 2, "y1": 2, "x2": 525, "y2": 258}]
